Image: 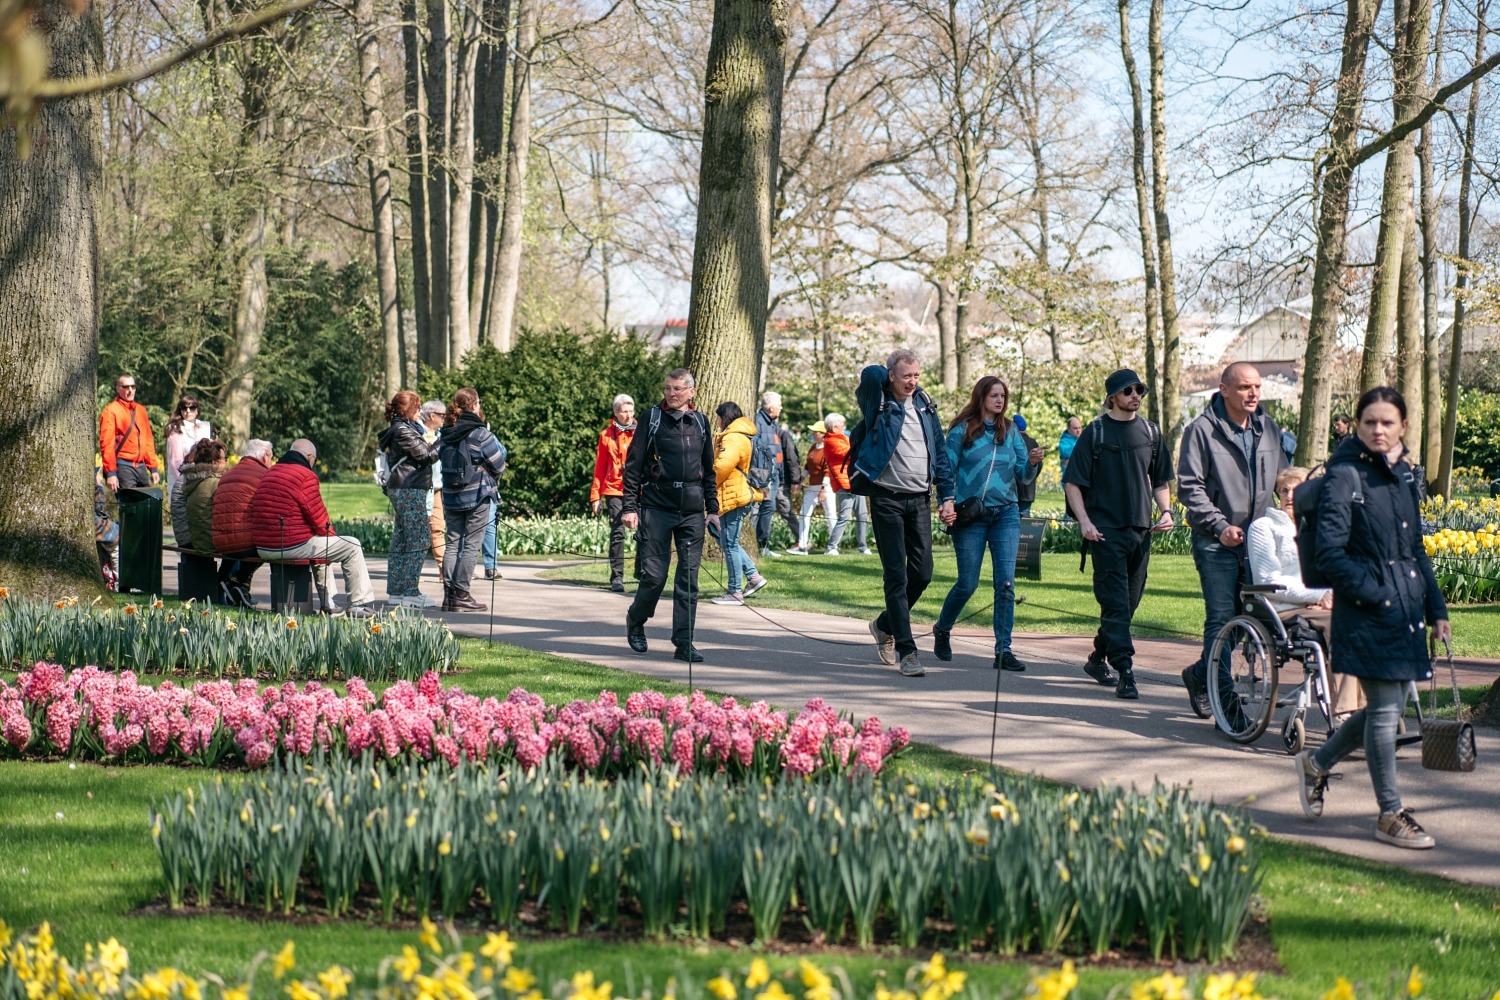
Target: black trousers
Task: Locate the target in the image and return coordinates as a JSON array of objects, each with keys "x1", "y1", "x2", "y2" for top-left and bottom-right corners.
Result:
[
  {"x1": 776, "y1": 487, "x2": 799, "y2": 539},
  {"x1": 1089, "y1": 526, "x2": 1153, "y2": 671},
  {"x1": 114, "y1": 460, "x2": 153, "y2": 488},
  {"x1": 869, "y1": 489, "x2": 934, "y2": 658},
  {"x1": 627, "y1": 506, "x2": 705, "y2": 647},
  {"x1": 604, "y1": 496, "x2": 627, "y2": 586}
]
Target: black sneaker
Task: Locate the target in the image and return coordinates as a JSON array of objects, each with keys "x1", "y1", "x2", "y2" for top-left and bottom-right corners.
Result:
[
  {"x1": 627, "y1": 618, "x2": 648, "y2": 654},
  {"x1": 609, "y1": 580, "x2": 626, "y2": 593},
  {"x1": 674, "y1": 644, "x2": 704, "y2": 663},
  {"x1": 1182, "y1": 666, "x2": 1211, "y2": 718},
  {"x1": 1083, "y1": 652, "x2": 1117, "y2": 686},
  {"x1": 998, "y1": 651, "x2": 1026, "y2": 672},
  {"x1": 1115, "y1": 668, "x2": 1139, "y2": 700},
  {"x1": 933, "y1": 629, "x2": 952, "y2": 661}
]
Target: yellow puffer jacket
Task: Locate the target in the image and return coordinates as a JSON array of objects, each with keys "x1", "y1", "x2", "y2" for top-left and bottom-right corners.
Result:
[{"x1": 715, "y1": 416, "x2": 763, "y2": 514}]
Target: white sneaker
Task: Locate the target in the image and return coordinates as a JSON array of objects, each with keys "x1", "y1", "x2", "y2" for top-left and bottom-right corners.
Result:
[
  {"x1": 786, "y1": 546, "x2": 810, "y2": 555},
  {"x1": 825, "y1": 547, "x2": 841, "y2": 556},
  {"x1": 711, "y1": 591, "x2": 745, "y2": 605},
  {"x1": 386, "y1": 594, "x2": 417, "y2": 607}
]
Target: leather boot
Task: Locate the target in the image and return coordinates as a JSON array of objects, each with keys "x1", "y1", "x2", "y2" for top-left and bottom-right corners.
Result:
[
  {"x1": 451, "y1": 589, "x2": 487, "y2": 612},
  {"x1": 441, "y1": 587, "x2": 458, "y2": 612}
]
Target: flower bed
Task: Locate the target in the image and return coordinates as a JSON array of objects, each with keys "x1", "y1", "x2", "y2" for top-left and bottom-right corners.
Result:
[
  {"x1": 149, "y1": 756, "x2": 1261, "y2": 962},
  {"x1": 0, "y1": 596, "x2": 459, "y2": 681},
  {"x1": 0, "y1": 667, "x2": 905, "y2": 776}
]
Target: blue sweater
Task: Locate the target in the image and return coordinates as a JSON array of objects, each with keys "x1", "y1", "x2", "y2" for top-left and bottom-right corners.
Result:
[{"x1": 945, "y1": 421, "x2": 1037, "y2": 507}]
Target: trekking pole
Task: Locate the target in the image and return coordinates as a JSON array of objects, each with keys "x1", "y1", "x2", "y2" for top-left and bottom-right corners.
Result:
[
  {"x1": 989, "y1": 590, "x2": 1022, "y2": 774},
  {"x1": 325, "y1": 521, "x2": 333, "y2": 615},
  {"x1": 685, "y1": 530, "x2": 696, "y2": 693},
  {"x1": 488, "y1": 508, "x2": 498, "y2": 643}
]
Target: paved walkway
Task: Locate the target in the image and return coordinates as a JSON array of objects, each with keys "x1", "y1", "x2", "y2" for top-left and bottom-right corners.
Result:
[{"x1": 168, "y1": 555, "x2": 1500, "y2": 890}]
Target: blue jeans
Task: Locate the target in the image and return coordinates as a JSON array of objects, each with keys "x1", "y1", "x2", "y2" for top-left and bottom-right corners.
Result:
[
  {"x1": 1313, "y1": 678, "x2": 1406, "y2": 815},
  {"x1": 482, "y1": 500, "x2": 498, "y2": 571},
  {"x1": 1189, "y1": 533, "x2": 1250, "y2": 696},
  {"x1": 720, "y1": 505, "x2": 758, "y2": 593},
  {"x1": 936, "y1": 503, "x2": 1021, "y2": 655}
]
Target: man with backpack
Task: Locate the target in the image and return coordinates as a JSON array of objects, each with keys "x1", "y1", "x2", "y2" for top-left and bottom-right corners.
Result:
[
  {"x1": 620, "y1": 368, "x2": 720, "y2": 662},
  {"x1": 751, "y1": 391, "x2": 785, "y2": 555},
  {"x1": 849, "y1": 349, "x2": 956, "y2": 678},
  {"x1": 1061, "y1": 369, "x2": 1175, "y2": 699},
  {"x1": 1177, "y1": 362, "x2": 1287, "y2": 722}
]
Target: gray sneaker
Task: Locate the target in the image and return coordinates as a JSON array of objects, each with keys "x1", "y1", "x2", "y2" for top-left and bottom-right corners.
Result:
[
  {"x1": 869, "y1": 619, "x2": 897, "y2": 665},
  {"x1": 1295, "y1": 749, "x2": 1327, "y2": 820},
  {"x1": 899, "y1": 651, "x2": 925, "y2": 677},
  {"x1": 343, "y1": 604, "x2": 377, "y2": 620},
  {"x1": 1376, "y1": 809, "x2": 1435, "y2": 850}
]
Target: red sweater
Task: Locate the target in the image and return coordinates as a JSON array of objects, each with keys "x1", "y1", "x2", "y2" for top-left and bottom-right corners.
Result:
[
  {"x1": 250, "y1": 461, "x2": 334, "y2": 550},
  {"x1": 212, "y1": 455, "x2": 269, "y2": 555}
]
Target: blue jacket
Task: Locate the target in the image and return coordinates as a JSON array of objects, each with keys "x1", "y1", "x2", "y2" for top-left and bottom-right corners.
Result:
[
  {"x1": 946, "y1": 421, "x2": 1037, "y2": 507},
  {"x1": 438, "y1": 412, "x2": 507, "y2": 512},
  {"x1": 850, "y1": 364, "x2": 955, "y2": 501},
  {"x1": 753, "y1": 408, "x2": 782, "y2": 487}
]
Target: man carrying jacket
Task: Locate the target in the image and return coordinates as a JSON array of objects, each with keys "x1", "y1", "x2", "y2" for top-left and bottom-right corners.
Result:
[
  {"x1": 99, "y1": 374, "x2": 160, "y2": 491},
  {"x1": 621, "y1": 369, "x2": 720, "y2": 662},
  {"x1": 590, "y1": 393, "x2": 637, "y2": 593},
  {"x1": 1178, "y1": 362, "x2": 1287, "y2": 723},
  {"x1": 851, "y1": 349, "x2": 956, "y2": 677},
  {"x1": 251, "y1": 438, "x2": 376, "y2": 618}
]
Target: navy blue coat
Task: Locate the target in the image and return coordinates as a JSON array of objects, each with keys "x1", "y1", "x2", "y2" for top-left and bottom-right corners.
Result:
[{"x1": 1314, "y1": 436, "x2": 1446, "y2": 680}]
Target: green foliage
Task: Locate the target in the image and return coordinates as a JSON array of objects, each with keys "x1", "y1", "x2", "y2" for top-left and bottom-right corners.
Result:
[
  {"x1": 1453, "y1": 389, "x2": 1500, "y2": 478},
  {"x1": 150, "y1": 757, "x2": 1261, "y2": 961},
  {"x1": 423, "y1": 333, "x2": 679, "y2": 516}
]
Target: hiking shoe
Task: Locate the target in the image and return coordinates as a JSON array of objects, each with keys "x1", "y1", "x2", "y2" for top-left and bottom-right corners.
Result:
[
  {"x1": 786, "y1": 545, "x2": 810, "y2": 555},
  {"x1": 1182, "y1": 666, "x2": 1211, "y2": 718},
  {"x1": 627, "y1": 619, "x2": 648, "y2": 654},
  {"x1": 899, "y1": 652, "x2": 925, "y2": 677},
  {"x1": 1115, "y1": 668, "x2": 1139, "y2": 700},
  {"x1": 1295, "y1": 749, "x2": 1328, "y2": 820},
  {"x1": 744, "y1": 575, "x2": 769, "y2": 598},
  {"x1": 933, "y1": 629, "x2": 953, "y2": 661},
  {"x1": 999, "y1": 651, "x2": 1026, "y2": 672},
  {"x1": 609, "y1": 581, "x2": 626, "y2": 593},
  {"x1": 711, "y1": 591, "x2": 745, "y2": 606},
  {"x1": 1376, "y1": 809, "x2": 1435, "y2": 849},
  {"x1": 869, "y1": 619, "x2": 897, "y2": 665},
  {"x1": 1083, "y1": 652, "x2": 1117, "y2": 686},
  {"x1": 674, "y1": 644, "x2": 705, "y2": 663}
]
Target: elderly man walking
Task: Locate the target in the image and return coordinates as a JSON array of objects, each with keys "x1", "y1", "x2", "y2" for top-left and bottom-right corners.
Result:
[
  {"x1": 851, "y1": 349, "x2": 956, "y2": 677},
  {"x1": 591, "y1": 393, "x2": 637, "y2": 592},
  {"x1": 1178, "y1": 362, "x2": 1287, "y2": 724}
]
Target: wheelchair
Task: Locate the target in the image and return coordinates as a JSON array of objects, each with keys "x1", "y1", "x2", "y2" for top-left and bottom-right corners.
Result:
[{"x1": 1206, "y1": 584, "x2": 1336, "y2": 753}]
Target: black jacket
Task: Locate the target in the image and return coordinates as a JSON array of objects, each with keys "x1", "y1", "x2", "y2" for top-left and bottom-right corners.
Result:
[
  {"x1": 378, "y1": 419, "x2": 440, "y2": 491},
  {"x1": 1015, "y1": 431, "x2": 1039, "y2": 504},
  {"x1": 779, "y1": 426, "x2": 803, "y2": 487},
  {"x1": 1315, "y1": 435, "x2": 1446, "y2": 680},
  {"x1": 622, "y1": 404, "x2": 719, "y2": 516}
]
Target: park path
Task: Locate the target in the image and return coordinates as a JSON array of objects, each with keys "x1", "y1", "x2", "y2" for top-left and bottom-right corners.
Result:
[{"x1": 171, "y1": 555, "x2": 1500, "y2": 890}]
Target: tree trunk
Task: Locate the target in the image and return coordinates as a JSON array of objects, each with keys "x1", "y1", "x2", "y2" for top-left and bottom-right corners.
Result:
[
  {"x1": 424, "y1": 0, "x2": 452, "y2": 364},
  {"x1": 401, "y1": 0, "x2": 435, "y2": 376},
  {"x1": 223, "y1": 205, "x2": 268, "y2": 450},
  {"x1": 1119, "y1": 0, "x2": 1162, "y2": 427},
  {"x1": 1438, "y1": 3, "x2": 1486, "y2": 495},
  {"x1": 1147, "y1": 0, "x2": 1182, "y2": 449},
  {"x1": 446, "y1": 0, "x2": 482, "y2": 365},
  {"x1": 936, "y1": 276, "x2": 958, "y2": 389},
  {"x1": 1296, "y1": 0, "x2": 1383, "y2": 465},
  {"x1": 487, "y1": 0, "x2": 536, "y2": 352},
  {"x1": 356, "y1": 0, "x2": 404, "y2": 397},
  {"x1": 470, "y1": 0, "x2": 510, "y2": 341},
  {"x1": 1421, "y1": 0, "x2": 1450, "y2": 476},
  {"x1": 0, "y1": 0, "x2": 107, "y2": 596},
  {"x1": 682, "y1": 0, "x2": 791, "y2": 418},
  {"x1": 1397, "y1": 207, "x2": 1423, "y2": 452}
]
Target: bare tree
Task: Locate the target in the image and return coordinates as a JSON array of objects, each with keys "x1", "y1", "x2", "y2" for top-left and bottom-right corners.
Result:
[
  {"x1": 1119, "y1": 0, "x2": 1160, "y2": 422},
  {"x1": 486, "y1": 0, "x2": 536, "y2": 350},
  {"x1": 354, "y1": 0, "x2": 404, "y2": 395},
  {"x1": 445, "y1": 0, "x2": 482, "y2": 362},
  {"x1": 1147, "y1": 0, "x2": 1182, "y2": 450}
]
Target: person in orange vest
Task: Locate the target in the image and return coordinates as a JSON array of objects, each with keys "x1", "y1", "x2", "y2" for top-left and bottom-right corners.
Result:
[
  {"x1": 591, "y1": 393, "x2": 637, "y2": 592},
  {"x1": 99, "y1": 373, "x2": 161, "y2": 492}
]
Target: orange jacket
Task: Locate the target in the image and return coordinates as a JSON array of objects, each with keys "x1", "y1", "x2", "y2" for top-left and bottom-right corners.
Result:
[
  {"x1": 590, "y1": 422, "x2": 636, "y2": 502},
  {"x1": 823, "y1": 431, "x2": 851, "y2": 491},
  {"x1": 99, "y1": 398, "x2": 159, "y2": 474}
]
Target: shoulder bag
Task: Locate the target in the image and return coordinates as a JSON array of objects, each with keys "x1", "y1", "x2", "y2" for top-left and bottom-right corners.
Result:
[{"x1": 1421, "y1": 637, "x2": 1477, "y2": 772}]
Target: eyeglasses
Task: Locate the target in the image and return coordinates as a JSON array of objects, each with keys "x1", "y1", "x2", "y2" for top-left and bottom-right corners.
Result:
[
  {"x1": 1118, "y1": 384, "x2": 1147, "y2": 397},
  {"x1": 663, "y1": 384, "x2": 693, "y2": 395}
]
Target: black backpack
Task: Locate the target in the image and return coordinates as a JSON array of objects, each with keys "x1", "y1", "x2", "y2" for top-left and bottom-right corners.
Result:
[
  {"x1": 747, "y1": 420, "x2": 779, "y2": 491},
  {"x1": 1292, "y1": 465, "x2": 1353, "y2": 588}
]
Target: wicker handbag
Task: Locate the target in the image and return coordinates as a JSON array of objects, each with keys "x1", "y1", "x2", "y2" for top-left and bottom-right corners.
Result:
[{"x1": 1421, "y1": 638, "x2": 1477, "y2": 772}]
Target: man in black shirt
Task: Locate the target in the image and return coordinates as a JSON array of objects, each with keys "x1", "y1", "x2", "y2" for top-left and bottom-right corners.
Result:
[
  {"x1": 1060, "y1": 369, "x2": 1176, "y2": 699},
  {"x1": 621, "y1": 368, "x2": 721, "y2": 662}
]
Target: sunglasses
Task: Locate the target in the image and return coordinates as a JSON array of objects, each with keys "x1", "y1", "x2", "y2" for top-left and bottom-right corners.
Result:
[
  {"x1": 184, "y1": 404, "x2": 199, "y2": 412},
  {"x1": 118, "y1": 383, "x2": 136, "y2": 390},
  {"x1": 1117, "y1": 384, "x2": 1147, "y2": 397}
]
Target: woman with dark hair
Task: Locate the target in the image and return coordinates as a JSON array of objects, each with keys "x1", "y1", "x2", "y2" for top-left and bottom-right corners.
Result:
[
  {"x1": 164, "y1": 394, "x2": 211, "y2": 494},
  {"x1": 438, "y1": 388, "x2": 507, "y2": 611},
  {"x1": 171, "y1": 437, "x2": 225, "y2": 552},
  {"x1": 931, "y1": 376, "x2": 1042, "y2": 671},
  {"x1": 710, "y1": 401, "x2": 768, "y2": 605},
  {"x1": 1296, "y1": 386, "x2": 1451, "y2": 850},
  {"x1": 378, "y1": 390, "x2": 441, "y2": 608}
]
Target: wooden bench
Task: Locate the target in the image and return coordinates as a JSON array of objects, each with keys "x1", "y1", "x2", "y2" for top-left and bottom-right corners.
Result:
[{"x1": 163, "y1": 544, "x2": 219, "y2": 603}]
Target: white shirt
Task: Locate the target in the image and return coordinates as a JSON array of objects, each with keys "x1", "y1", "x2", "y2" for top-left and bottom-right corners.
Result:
[{"x1": 1246, "y1": 506, "x2": 1331, "y2": 612}]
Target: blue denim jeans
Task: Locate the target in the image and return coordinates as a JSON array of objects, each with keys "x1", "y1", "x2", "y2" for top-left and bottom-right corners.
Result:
[
  {"x1": 481, "y1": 499, "x2": 498, "y2": 572},
  {"x1": 936, "y1": 503, "x2": 1021, "y2": 655},
  {"x1": 1189, "y1": 532, "x2": 1251, "y2": 697},
  {"x1": 1313, "y1": 677, "x2": 1406, "y2": 815},
  {"x1": 720, "y1": 504, "x2": 758, "y2": 593}
]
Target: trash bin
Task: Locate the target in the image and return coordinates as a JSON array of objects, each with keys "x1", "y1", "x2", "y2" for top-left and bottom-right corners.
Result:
[{"x1": 117, "y1": 486, "x2": 164, "y2": 596}]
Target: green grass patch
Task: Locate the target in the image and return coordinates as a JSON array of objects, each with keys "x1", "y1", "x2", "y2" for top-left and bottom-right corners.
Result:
[
  {"x1": 321, "y1": 483, "x2": 392, "y2": 521},
  {"x1": 3, "y1": 638, "x2": 1499, "y2": 997}
]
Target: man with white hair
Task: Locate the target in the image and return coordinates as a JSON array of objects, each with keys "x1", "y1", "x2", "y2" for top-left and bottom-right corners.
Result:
[
  {"x1": 752, "y1": 390, "x2": 785, "y2": 554},
  {"x1": 590, "y1": 392, "x2": 638, "y2": 592},
  {"x1": 211, "y1": 438, "x2": 274, "y2": 606}
]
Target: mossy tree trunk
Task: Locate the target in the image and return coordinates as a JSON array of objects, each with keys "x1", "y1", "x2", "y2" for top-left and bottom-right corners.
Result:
[{"x1": 0, "y1": 0, "x2": 108, "y2": 597}]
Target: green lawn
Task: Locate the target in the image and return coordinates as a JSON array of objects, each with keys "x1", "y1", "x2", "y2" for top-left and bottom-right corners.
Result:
[
  {"x1": 322, "y1": 482, "x2": 391, "y2": 520},
  {"x1": 3, "y1": 639, "x2": 1500, "y2": 997}
]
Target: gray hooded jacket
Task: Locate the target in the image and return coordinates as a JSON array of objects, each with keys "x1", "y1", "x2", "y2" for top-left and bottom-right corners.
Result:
[{"x1": 1177, "y1": 393, "x2": 1286, "y2": 539}]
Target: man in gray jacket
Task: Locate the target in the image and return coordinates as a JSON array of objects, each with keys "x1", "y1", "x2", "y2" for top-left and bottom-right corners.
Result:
[{"x1": 1177, "y1": 362, "x2": 1287, "y2": 724}]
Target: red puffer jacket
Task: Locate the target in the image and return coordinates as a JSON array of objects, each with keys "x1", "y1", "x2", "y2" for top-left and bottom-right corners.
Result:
[
  {"x1": 212, "y1": 455, "x2": 269, "y2": 555},
  {"x1": 250, "y1": 459, "x2": 334, "y2": 550}
]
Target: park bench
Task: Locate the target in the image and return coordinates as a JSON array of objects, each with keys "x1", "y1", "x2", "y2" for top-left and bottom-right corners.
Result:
[{"x1": 162, "y1": 543, "x2": 219, "y2": 603}]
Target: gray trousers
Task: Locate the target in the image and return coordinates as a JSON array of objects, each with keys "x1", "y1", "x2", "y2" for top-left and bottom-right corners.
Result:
[
  {"x1": 443, "y1": 504, "x2": 489, "y2": 594},
  {"x1": 257, "y1": 534, "x2": 375, "y2": 608}
]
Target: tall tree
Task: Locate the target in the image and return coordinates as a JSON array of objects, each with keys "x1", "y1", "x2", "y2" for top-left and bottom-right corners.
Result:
[
  {"x1": 423, "y1": 0, "x2": 452, "y2": 365},
  {"x1": 354, "y1": 0, "x2": 404, "y2": 396},
  {"x1": 1418, "y1": 0, "x2": 1449, "y2": 472},
  {"x1": 0, "y1": 0, "x2": 106, "y2": 595},
  {"x1": 445, "y1": 0, "x2": 482, "y2": 363},
  {"x1": 683, "y1": 0, "x2": 792, "y2": 414},
  {"x1": 486, "y1": 0, "x2": 536, "y2": 351},
  {"x1": 1118, "y1": 0, "x2": 1161, "y2": 426},
  {"x1": 1147, "y1": 0, "x2": 1181, "y2": 449},
  {"x1": 469, "y1": 0, "x2": 510, "y2": 343},
  {"x1": 400, "y1": 0, "x2": 435, "y2": 379}
]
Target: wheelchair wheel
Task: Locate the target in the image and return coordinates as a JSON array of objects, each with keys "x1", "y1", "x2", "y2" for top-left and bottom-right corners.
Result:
[
  {"x1": 1281, "y1": 715, "x2": 1305, "y2": 755},
  {"x1": 1207, "y1": 616, "x2": 1277, "y2": 744}
]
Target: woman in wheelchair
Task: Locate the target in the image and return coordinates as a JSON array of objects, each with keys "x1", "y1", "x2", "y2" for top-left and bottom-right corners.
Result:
[
  {"x1": 1295, "y1": 386, "x2": 1450, "y2": 851},
  {"x1": 1247, "y1": 466, "x2": 1364, "y2": 722}
]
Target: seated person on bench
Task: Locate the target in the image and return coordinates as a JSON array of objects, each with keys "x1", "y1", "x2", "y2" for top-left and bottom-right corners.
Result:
[
  {"x1": 211, "y1": 438, "x2": 274, "y2": 606},
  {"x1": 1247, "y1": 465, "x2": 1364, "y2": 721},
  {"x1": 250, "y1": 438, "x2": 376, "y2": 618},
  {"x1": 178, "y1": 437, "x2": 255, "y2": 605}
]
